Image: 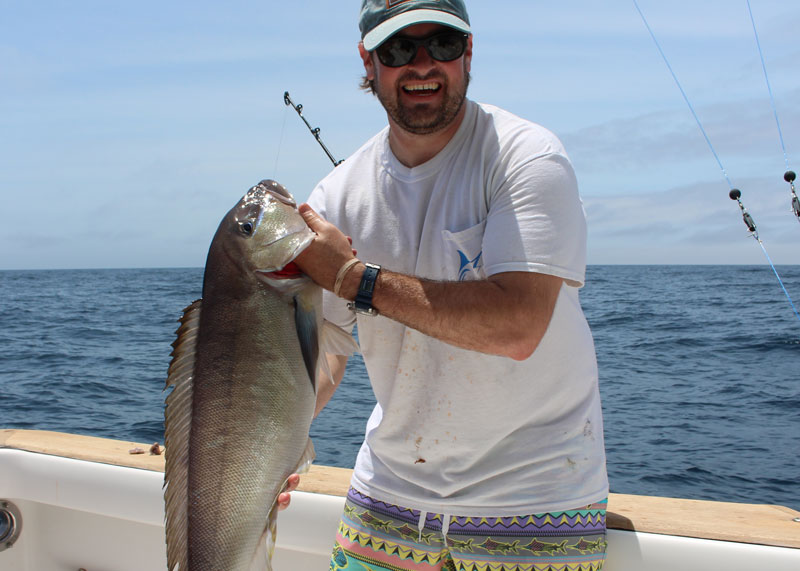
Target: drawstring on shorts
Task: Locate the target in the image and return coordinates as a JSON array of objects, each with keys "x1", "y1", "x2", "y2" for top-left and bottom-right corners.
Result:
[
  {"x1": 417, "y1": 510, "x2": 452, "y2": 544},
  {"x1": 417, "y1": 510, "x2": 428, "y2": 542},
  {"x1": 441, "y1": 514, "x2": 451, "y2": 544}
]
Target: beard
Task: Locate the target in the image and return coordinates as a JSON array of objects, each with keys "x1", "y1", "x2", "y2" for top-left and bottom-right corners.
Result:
[{"x1": 374, "y1": 63, "x2": 470, "y2": 135}]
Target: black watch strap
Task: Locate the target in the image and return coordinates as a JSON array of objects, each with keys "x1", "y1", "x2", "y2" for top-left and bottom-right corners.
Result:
[{"x1": 349, "y1": 263, "x2": 381, "y2": 316}]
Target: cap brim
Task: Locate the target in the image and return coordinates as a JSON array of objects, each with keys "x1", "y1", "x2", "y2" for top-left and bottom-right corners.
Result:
[{"x1": 362, "y1": 9, "x2": 471, "y2": 51}]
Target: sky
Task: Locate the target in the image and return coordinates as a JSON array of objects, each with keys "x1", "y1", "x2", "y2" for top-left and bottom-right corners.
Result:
[{"x1": 1, "y1": 0, "x2": 799, "y2": 269}]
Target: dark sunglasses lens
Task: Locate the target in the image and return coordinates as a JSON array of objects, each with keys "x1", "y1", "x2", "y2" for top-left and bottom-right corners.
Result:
[
  {"x1": 376, "y1": 38, "x2": 417, "y2": 67},
  {"x1": 376, "y1": 33, "x2": 466, "y2": 67},
  {"x1": 428, "y1": 33, "x2": 466, "y2": 61}
]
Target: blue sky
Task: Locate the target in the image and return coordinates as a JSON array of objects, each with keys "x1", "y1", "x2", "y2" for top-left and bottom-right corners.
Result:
[{"x1": 2, "y1": 0, "x2": 798, "y2": 269}]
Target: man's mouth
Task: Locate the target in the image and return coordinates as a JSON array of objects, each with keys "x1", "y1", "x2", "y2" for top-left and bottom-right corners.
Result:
[{"x1": 402, "y1": 82, "x2": 441, "y2": 95}]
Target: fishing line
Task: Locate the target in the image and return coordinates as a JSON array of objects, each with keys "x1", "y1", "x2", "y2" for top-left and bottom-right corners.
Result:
[
  {"x1": 273, "y1": 101, "x2": 290, "y2": 180},
  {"x1": 746, "y1": 0, "x2": 799, "y2": 224},
  {"x1": 755, "y1": 238, "x2": 800, "y2": 321},
  {"x1": 747, "y1": 0, "x2": 790, "y2": 172},
  {"x1": 632, "y1": 0, "x2": 733, "y2": 189},
  {"x1": 633, "y1": 0, "x2": 800, "y2": 324}
]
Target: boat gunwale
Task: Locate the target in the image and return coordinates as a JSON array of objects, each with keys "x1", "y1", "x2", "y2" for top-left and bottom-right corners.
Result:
[{"x1": 2, "y1": 429, "x2": 798, "y2": 550}]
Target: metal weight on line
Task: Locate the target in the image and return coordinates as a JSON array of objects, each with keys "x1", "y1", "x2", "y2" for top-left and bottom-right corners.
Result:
[
  {"x1": 785, "y1": 171, "x2": 800, "y2": 221},
  {"x1": 729, "y1": 189, "x2": 758, "y2": 236}
]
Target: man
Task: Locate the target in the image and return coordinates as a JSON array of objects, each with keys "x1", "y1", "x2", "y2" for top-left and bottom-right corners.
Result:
[{"x1": 292, "y1": 1, "x2": 609, "y2": 569}]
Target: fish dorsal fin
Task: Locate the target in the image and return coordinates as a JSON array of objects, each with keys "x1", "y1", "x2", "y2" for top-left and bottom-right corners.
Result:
[{"x1": 163, "y1": 298, "x2": 202, "y2": 571}]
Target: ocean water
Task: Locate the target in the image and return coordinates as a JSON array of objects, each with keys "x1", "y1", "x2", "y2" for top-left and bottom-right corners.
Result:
[{"x1": 1, "y1": 266, "x2": 798, "y2": 510}]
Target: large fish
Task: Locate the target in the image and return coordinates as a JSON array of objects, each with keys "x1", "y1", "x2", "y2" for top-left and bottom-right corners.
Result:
[{"x1": 163, "y1": 179, "x2": 350, "y2": 571}]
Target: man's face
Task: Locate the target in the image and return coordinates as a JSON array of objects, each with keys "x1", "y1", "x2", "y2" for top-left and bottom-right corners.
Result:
[{"x1": 360, "y1": 23, "x2": 473, "y2": 136}]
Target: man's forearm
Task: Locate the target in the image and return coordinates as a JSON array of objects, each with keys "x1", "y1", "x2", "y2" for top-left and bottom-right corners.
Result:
[
  {"x1": 342, "y1": 266, "x2": 562, "y2": 361},
  {"x1": 294, "y1": 204, "x2": 562, "y2": 361}
]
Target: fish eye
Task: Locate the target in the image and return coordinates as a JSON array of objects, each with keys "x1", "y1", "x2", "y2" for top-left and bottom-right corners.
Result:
[{"x1": 239, "y1": 221, "x2": 254, "y2": 236}]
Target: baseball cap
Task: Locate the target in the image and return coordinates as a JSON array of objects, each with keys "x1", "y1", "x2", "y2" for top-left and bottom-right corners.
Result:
[{"x1": 359, "y1": 0, "x2": 471, "y2": 51}]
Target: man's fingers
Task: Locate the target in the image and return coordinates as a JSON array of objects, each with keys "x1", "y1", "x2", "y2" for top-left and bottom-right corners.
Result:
[
  {"x1": 278, "y1": 473, "x2": 301, "y2": 511},
  {"x1": 285, "y1": 473, "x2": 300, "y2": 493},
  {"x1": 298, "y1": 203, "x2": 323, "y2": 231}
]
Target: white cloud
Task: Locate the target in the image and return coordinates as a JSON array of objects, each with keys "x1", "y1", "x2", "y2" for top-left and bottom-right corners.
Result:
[{"x1": 584, "y1": 177, "x2": 799, "y2": 264}]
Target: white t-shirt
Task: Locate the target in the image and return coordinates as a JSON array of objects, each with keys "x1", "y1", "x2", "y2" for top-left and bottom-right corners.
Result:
[{"x1": 308, "y1": 99, "x2": 608, "y2": 516}]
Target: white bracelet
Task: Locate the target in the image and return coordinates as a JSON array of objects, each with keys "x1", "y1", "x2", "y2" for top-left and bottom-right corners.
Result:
[{"x1": 333, "y1": 258, "x2": 361, "y2": 298}]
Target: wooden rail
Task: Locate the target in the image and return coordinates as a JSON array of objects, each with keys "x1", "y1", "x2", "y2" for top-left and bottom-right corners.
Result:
[{"x1": 2, "y1": 429, "x2": 798, "y2": 549}]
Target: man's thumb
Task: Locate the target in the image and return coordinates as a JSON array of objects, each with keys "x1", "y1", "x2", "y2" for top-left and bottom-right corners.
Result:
[{"x1": 298, "y1": 203, "x2": 322, "y2": 230}]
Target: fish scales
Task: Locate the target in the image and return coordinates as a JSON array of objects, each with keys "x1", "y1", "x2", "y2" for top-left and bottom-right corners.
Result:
[
  {"x1": 164, "y1": 180, "x2": 325, "y2": 571},
  {"x1": 188, "y1": 289, "x2": 317, "y2": 568}
]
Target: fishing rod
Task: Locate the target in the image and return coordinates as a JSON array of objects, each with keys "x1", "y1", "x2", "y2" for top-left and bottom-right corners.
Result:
[
  {"x1": 283, "y1": 91, "x2": 343, "y2": 167},
  {"x1": 633, "y1": 0, "x2": 800, "y2": 324}
]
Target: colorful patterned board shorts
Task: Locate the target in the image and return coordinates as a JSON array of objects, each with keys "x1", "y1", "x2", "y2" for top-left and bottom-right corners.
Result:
[{"x1": 330, "y1": 488, "x2": 607, "y2": 571}]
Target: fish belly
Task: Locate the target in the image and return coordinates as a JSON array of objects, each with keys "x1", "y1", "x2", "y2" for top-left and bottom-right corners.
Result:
[{"x1": 186, "y1": 299, "x2": 316, "y2": 570}]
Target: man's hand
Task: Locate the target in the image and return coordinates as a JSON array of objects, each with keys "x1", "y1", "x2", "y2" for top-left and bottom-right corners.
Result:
[
  {"x1": 294, "y1": 204, "x2": 361, "y2": 298},
  {"x1": 278, "y1": 473, "x2": 300, "y2": 511}
]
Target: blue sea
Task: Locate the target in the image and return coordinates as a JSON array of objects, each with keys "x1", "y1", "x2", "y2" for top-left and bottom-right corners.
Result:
[{"x1": 1, "y1": 266, "x2": 798, "y2": 511}]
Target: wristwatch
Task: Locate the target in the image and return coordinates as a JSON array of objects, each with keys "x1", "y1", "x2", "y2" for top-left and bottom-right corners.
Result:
[{"x1": 348, "y1": 263, "x2": 381, "y2": 316}]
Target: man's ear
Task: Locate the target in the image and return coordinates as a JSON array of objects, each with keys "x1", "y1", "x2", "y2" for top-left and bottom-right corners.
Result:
[{"x1": 358, "y1": 41, "x2": 375, "y2": 81}]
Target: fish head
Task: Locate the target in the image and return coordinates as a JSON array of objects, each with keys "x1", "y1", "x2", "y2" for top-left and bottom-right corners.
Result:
[
  {"x1": 206, "y1": 180, "x2": 314, "y2": 294},
  {"x1": 232, "y1": 180, "x2": 314, "y2": 273}
]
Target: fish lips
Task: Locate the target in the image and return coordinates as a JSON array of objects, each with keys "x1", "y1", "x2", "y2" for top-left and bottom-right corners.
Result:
[{"x1": 254, "y1": 230, "x2": 314, "y2": 284}]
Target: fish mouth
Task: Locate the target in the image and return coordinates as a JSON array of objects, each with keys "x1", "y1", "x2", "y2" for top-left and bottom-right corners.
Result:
[
  {"x1": 253, "y1": 230, "x2": 314, "y2": 282},
  {"x1": 256, "y1": 261, "x2": 303, "y2": 281}
]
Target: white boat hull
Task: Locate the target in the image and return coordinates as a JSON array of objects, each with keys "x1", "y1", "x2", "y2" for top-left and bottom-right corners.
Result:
[{"x1": 1, "y1": 434, "x2": 799, "y2": 570}]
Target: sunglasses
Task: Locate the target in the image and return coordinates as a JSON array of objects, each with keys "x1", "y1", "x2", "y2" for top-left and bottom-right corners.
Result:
[{"x1": 375, "y1": 31, "x2": 468, "y2": 68}]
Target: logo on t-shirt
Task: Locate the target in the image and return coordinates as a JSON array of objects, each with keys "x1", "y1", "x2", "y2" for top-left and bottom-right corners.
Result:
[{"x1": 457, "y1": 249, "x2": 482, "y2": 281}]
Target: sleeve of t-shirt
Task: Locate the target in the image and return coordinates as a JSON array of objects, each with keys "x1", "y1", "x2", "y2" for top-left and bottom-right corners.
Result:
[{"x1": 481, "y1": 142, "x2": 587, "y2": 288}]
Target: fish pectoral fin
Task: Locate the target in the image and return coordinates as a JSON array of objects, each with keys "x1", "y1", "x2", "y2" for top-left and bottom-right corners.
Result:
[
  {"x1": 294, "y1": 293, "x2": 320, "y2": 391},
  {"x1": 320, "y1": 319, "x2": 360, "y2": 356},
  {"x1": 294, "y1": 437, "x2": 316, "y2": 475},
  {"x1": 318, "y1": 321, "x2": 359, "y2": 385}
]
